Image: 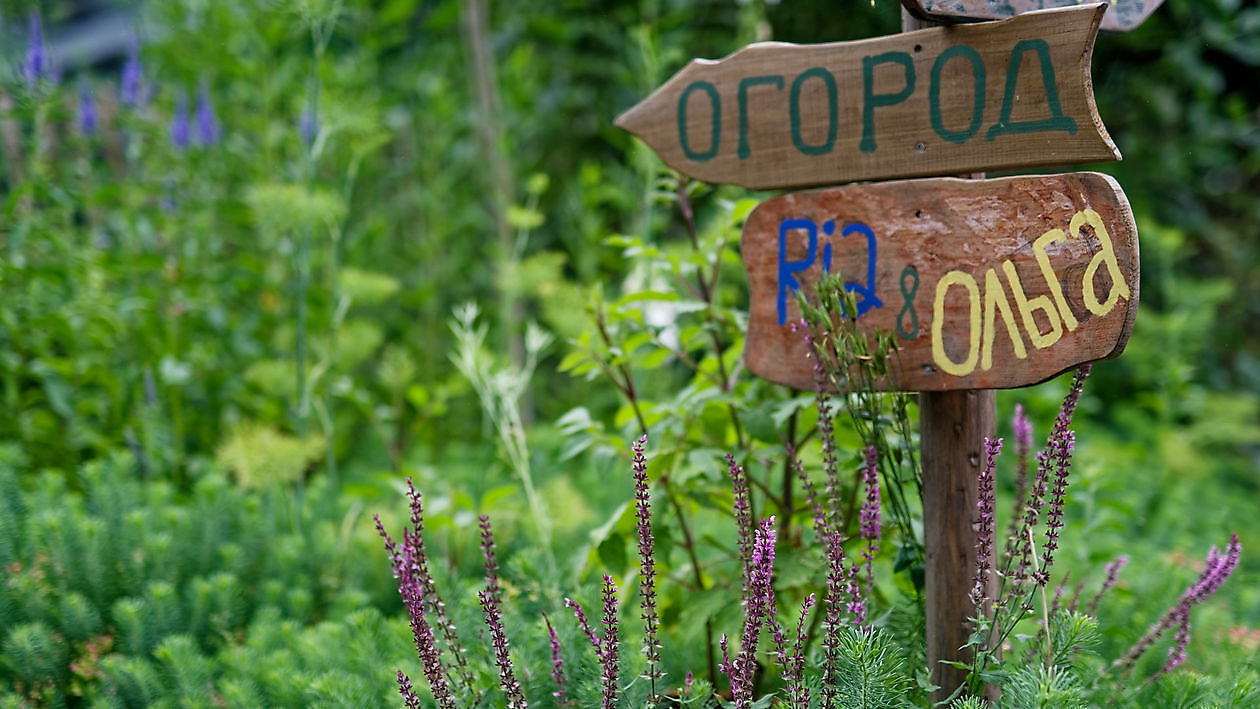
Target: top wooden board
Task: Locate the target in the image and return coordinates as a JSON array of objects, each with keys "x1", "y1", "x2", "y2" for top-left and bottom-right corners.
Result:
[
  {"x1": 615, "y1": 4, "x2": 1118, "y2": 191},
  {"x1": 741, "y1": 172, "x2": 1139, "y2": 392},
  {"x1": 902, "y1": 0, "x2": 1164, "y2": 34}
]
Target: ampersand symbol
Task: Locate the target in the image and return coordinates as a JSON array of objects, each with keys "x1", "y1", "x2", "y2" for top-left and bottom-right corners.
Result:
[{"x1": 897, "y1": 266, "x2": 920, "y2": 339}]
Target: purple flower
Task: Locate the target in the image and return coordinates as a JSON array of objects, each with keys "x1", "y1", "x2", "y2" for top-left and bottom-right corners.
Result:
[
  {"x1": 1005, "y1": 404, "x2": 1034, "y2": 562},
  {"x1": 1116, "y1": 534, "x2": 1242, "y2": 675},
  {"x1": 1086, "y1": 555, "x2": 1129, "y2": 616},
  {"x1": 397, "y1": 670, "x2": 423, "y2": 709},
  {"x1": 300, "y1": 106, "x2": 320, "y2": 147},
  {"x1": 479, "y1": 590, "x2": 527, "y2": 708},
  {"x1": 727, "y1": 517, "x2": 778, "y2": 708},
  {"x1": 78, "y1": 84, "x2": 98, "y2": 136},
  {"x1": 195, "y1": 80, "x2": 219, "y2": 146},
  {"x1": 120, "y1": 39, "x2": 145, "y2": 107},
  {"x1": 479, "y1": 515, "x2": 500, "y2": 600},
  {"x1": 971, "y1": 437, "x2": 1001, "y2": 612},
  {"x1": 19, "y1": 13, "x2": 56, "y2": 88},
  {"x1": 171, "y1": 91, "x2": 190, "y2": 150},
  {"x1": 542, "y1": 613, "x2": 569, "y2": 704},
  {"x1": 728, "y1": 454, "x2": 753, "y2": 587},
  {"x1": 564, "y1": 597, "x2": 599, "y2": 649},
  {"x1": 632, "y1": 435, "x2": 662, "y2": 698},
  {"x1": 1038, "y1": 429, "x2": 1075, "y2": 582},
  {"x1": 860, "y1": 444, "x2": 881, "y2": 587},
  {"x1": 599, "y1": 575, "x2": 620, "y2": 709},
  {"x1": 375, "y1": 479, "x2": 475, "y2": 702}
]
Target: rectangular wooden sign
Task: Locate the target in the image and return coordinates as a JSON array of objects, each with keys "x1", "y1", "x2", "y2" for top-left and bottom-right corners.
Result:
[
  {"x1": 615, "y1": 4, "x2": 1117, "y2": 191},
  {"x1": 741, "y1": 172, "x2": 1139, "y2": 391},
  {"x1": 901, "y1": 0, "x2": 1164, "y2": 34}
]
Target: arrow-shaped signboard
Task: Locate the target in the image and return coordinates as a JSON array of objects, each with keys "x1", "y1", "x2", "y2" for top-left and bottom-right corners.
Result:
[
  {"x1": 616, "y1": 4, "x2": 1117, "y2": 191},
  {"x1": 901, "y1": 0, "x2": 1164, "y2": 34},
  {"x1": 742, "y1": 172, "x2": 1138, "y2": 391}
]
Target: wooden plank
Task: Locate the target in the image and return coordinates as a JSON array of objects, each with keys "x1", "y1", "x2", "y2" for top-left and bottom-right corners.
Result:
[
  {"x1": 615, "y1": 4, "x2": 1117, "y2": 191},
  {"x1": 902, "y1": 0, "x2": 1164, "y2": 34},
  {"x1": 741, "y1": 171, "x2": 1139, "y2": 391},
  {"x1": 921, "y1": 388, "x2": 995, "y2": 703}
]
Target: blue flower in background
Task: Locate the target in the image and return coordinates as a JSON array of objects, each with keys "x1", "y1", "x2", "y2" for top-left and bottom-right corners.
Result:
[
  {"x1": 171, "y1": 91, "x2": 190, "y2": 150},
  {"x1": 195, "y1": 80, "x2": 219, "y2": 146},
  {"x1": 19, "y1": 13, "x2": 57, "y2": 88},
  {"x1": 121, "y1": 39, "x2": 145, "y2": 107},
  {"x1": 78, "y1": 84, "x2": 98, "y2": 135},
  {"x1": 300, "y1": 106, "x2": 319, "y2": 147}
]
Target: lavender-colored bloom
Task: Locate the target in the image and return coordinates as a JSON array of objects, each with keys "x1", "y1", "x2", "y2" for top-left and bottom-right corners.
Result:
[
  {"x1": 1038, "y1": 428, "x2": 1076, "y2": 583},
  {"x1": 971, "y1": 437, "x2": 1002, "y2": 611},
  {"x1": 300, "y1": 106, "x2": 320, "y2": 147},
  {"x1": 599, "y1": 575, "x2": 620, "y2": 709},
  {"x1": 479, "y1": 515, "x2": 500, "y2": 600},
  {"x1": 78, "y1": 84, "x2": 98, "y2": 136},
  {"x1": 632, "y1": 435, "x2": 662, "y2": 698},
  {"x1": 1004, "y1": 404, "x2": 1034, "y2": 562},
  {"x1": 195, "y1": 80, "x2": 219, "y2": 146},
  {"x1": 19, "y1": 13, "x2": 56, "y2": 88},
  {"x1": 479, "y1": 590, "x2": 527, "y2": 708},
  {"x1": 542, "y1": 613, "x2": 569, "y2": 704},
  {"x1": 564, "y1": 597, "x2": 599, "y2": 648},
  {"x1": 728, "y1": 454, "x2": 754, "y2": 587},
  {"x1": 375, "y1": 479, "x2": 476, "y2": 700},
  {"x1": 120, "y1": 39, "x2": 144, "y2": 107},
  {"x1": 397, "y1": 670, "x2": 422, "y2": 709},
  {"x1": 376, "y1": 511, "x2": 457, "y2": 709},
  {"x1": 171, "y1": 92, "x2": 190, "y2": 150},
  {"x1": 860, "y1": 444, "x2": 881, "y2": 587},
  {"x1": 1116, "y1": 534, "x2": 1242, "y2": 674},
  {"x1": 783, "y1": 594, "x2": 816, "y2": 709},
  {"x1": 1086, "y1": 555, "x2": 1129, "y2": 616},
  {"x1": 729, "y1": 518, "x2": 778, "y2": 708}
]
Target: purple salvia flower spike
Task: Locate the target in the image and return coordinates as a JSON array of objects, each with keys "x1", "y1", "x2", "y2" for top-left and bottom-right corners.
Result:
[
  {"x1": 564, "y1": 597, "x2": 599, "y2": 648},
  {"x1": 479, "y1": 590, "x2": 528, "y2": 708},
  {"x1": 396, "y1": 670, "x2": 423, "y2": 709},
  {"x1": 542, "y1": 613, "x2": 569, "y2": 704},
  {"x1": 600, "y1": 575, "x2": 620, "y2": 709},
  {"x1": 727, "y1": 453, "x2": 753, "y2": 587},
  {"x1": 632, "y1": 435, "x2": 662, "y2": 699},
  {"x1": 731, "y1": 517, "x2": 778, "y2": 708},
  {"x1": 479, "y1": 515, "x2": 500, "y2": 600},
  {"x1": 171, "y1": 91, "x2": 190, "y2": 150},
  {"x1": 78, "y1": 84, "x2": 98, "y2": 136},
  {"x1": 1086, "y1": 555, "x2": 1128, "y2": 616},
  {"x1": 860, "y1": 444, "x2": 881, "y2": 588},
  {"x1": 1117, "y1": 534, "x2": 1241, "y2": 674},
  {"x1": 1004, "y1": 404, "x2": 1034, "y2": 564},
  {"x1": 971, "y1": 437, "x2": 1001, "y2": 612},
  {"x1": 195, "y1": 79, "x2": 219, "y2": 146}
]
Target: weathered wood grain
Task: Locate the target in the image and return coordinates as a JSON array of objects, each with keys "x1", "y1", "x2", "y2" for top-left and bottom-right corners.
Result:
[
  {"x1": 741, "y1": 171, "x2": 1139, "y2": 391},
  {"x1": 901, "y1": 0, "x2": 1164, "y2": 34},
  {"x1": 615, "y1": 4, "x2": 1117, "y2": 191}
]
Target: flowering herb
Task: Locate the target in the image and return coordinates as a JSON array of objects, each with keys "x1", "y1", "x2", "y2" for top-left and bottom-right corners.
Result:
[
  {"x1": 195, "y1": 80, "x2": 220, "y2": 146},
  {"x1": 632, "y1": 435, "x2": 662, "y2": 700},
  {"x1": 120, "y1": 39, "x2": 145, "y2": 107},
  {"x1": 479, "y1": 589, "x2": 527, "y2": 708},
  {"x1": 78, "y1": 84, "x2": 98, "y2": 136},
  {"x1": 860, "y1": 444, "x2": 881, "y2": 587}
]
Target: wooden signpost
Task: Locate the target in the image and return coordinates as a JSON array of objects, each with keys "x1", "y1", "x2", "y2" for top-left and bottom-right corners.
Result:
[
  {"x1": 615, "y1": 4, "x2": 1116, "y2": 190},
  {"x1": 742, "y1": 172, "x2": 1139, "y2": 392},
  {"x1": 617, "y1": 1, "x2": 1156, "y2": 701},
  {"x1": 902, "y1": 0, "x2": 1166, "y2": 34}
]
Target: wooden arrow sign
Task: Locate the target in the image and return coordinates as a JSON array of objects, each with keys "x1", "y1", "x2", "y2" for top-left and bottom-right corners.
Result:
[
  {"x1": 742, "y1": 172, "x2": 1139, "y2": 391},
  {"x1": 616, "y1": 4, "x2": 1118, "y2": 191},
  {"x1": 901, "y1": 0, "x2": 1164, "y2": 34}
]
